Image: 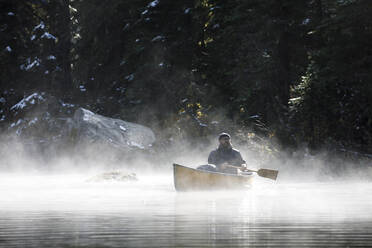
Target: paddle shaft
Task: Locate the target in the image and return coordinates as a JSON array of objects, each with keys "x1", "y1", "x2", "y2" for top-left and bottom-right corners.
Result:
[
  {"x1": 226, "y1": 165, "x2": 278, "y2": 180},
  {"x1": 225, "y1": 165, "x2": 256, "y2": 172}
]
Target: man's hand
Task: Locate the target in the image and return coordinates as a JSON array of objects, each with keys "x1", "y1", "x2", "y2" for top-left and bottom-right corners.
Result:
[
  {"x1": 240, "y1": 164, "x2": 248, "y2": 171},
  {"x1": 220, "y1": 162, "x2": 229, "y2": 170},
  {"x1": 220, "y1": 163, "x2": 247, "y2": 171}
]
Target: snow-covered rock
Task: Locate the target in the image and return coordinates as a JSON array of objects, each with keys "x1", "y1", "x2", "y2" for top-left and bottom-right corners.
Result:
[
  {"x1": 86, "y1": 171, "x2": 138, "y2": 182},
  {"x1": 72, "y1": 108, "x2": 155, "y2": 150},
  {"x1": 6, "y1": 93, "x2": 155, "y2": 161},
  {"x1": 8, "y1": 93, "x2": 73, "y2": 145}
]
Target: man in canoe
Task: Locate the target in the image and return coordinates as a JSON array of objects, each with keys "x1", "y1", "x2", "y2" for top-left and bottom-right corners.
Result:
[{"x1": 198, "y1": 132, "x2": 246, "y2": 174}]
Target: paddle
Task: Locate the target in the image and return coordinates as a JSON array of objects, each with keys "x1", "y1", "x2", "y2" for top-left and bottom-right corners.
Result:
[{"x1": 227, "y1": 165, "x2": 279, "y2": 180}]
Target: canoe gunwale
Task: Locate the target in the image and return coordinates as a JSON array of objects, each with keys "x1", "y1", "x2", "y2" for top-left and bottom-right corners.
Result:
[
  {"x1": 173, "y1": 163, "x2": 253, "y2": 178},
  {"x1": 173, "y1": 163, "x2": 254, "y2": 191}
]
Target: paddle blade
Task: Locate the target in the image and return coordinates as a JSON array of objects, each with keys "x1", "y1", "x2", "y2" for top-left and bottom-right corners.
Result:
[{"x1": 257, "y1": 169, "x2": 278, "y2": 180}]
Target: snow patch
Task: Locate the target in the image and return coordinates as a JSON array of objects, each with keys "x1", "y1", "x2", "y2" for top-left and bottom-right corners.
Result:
[
  {"x1": 28, "y1": 117, "x2": 38, "y2": 126},
  {"x1": 79, "y1": 85, "x2": 86, "y2": 92},
  {"x1": 119, "y1": 125, "x2": 127, "y2": 131},
  {"x1": 302, "y1": 18, "x2": 310, "y2": 25},
  {"x1": 34, "y1": 21, "x2": 45, "y2": 31},
  {"x1": 60, "y1": 100, "x2": 75, "y2": 108},
  {"x1": 5, "y1": 46, "x2": 12, "y2": 52},
  {"x1": 123, "y1": 23, "x2": 130, "y2": 30},
  {"x1": 148, "y1": 0, "x2": 159, "y2": 8},
  {"x1": 116, "y1": 87, "x2": 126, "y2": 93},
  {"x1": 20, "y1": 58, "x2": 41, "y2": 71},
  {"x1": 47, "y1": 55, "x2": 56, "y2": 60},
  {"x1": 8, "y1": 12, "x2": 15, "y2": 16},
  {"x1": 81, "y1": 109, "x2": 95, "y2": 121},
  {"x1": 41, "y1": 32, "x2": 56, "y2": 40},
  {"x1": 10, "y1": 93, "x2": 45, "y2": 111},
  {"x1": 11, "y1": 119, "x2": 23, "y2": 128},
  {"x1": 30, "y1": 35, "x2": 36, "y2": 41},
  {"x1": 0, "y1": 97, "x2": 6, "y2": 103},
  {"x1": 125, "y1": 74, "x2": 134, "y2": 81},
  {"x1": 130, "y1": 141, "x2": 145, "y2": 149},
  {"x1": 184, "y1": 8, "x2": 191, "y2": 14},
  {"x1": 151, "y1": 35, "x2": 164, "y2": 42}
]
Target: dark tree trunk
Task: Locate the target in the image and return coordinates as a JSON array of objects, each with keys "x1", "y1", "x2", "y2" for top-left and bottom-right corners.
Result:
[
  {"x1": 54, "y1": 0, "x2": 73, "y2": 99},
  {"x1": 60, "y1": 0, "x2": 72, "y2": 98},
  {"x1": 275, "y1": 0, "x2": 291, "y2": 108},
  {"x1": 277, "y1": 30, "x2": 290, "y2": 107}
]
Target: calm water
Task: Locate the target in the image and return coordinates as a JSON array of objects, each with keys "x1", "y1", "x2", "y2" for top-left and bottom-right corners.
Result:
[{"x1": 1, "y1": 173, "x2": 372, "y2": 247}]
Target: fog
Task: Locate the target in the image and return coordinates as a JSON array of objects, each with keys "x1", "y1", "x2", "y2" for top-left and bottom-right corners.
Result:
[
  {"x1": 1, "y1": 131, "x2": 371, "y2": 180},
  {"x1": 2, "y1": 171, "x2": 372, "y2": 222},
  {"x1": 1, "y1": 135, "x2": 372, "y2": 247}
]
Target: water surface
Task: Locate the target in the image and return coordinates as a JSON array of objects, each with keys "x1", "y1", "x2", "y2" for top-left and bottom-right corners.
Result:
[{"x1": 1, "y1": 173, "x2": 372, "y2": 247}]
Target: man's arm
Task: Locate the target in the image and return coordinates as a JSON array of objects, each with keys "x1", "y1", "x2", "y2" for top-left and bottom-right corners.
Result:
[
  {"x1": 208, "y1": 150, "x2": 217, "y2": 165},
  {"x1": 234, "y1": 150, "x2": 246, "y2": 168}
]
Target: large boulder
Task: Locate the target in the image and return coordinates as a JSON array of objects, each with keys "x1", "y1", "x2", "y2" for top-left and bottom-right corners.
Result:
[
  {"x1": 5, "y1": 93, "x2": 155, "y2": 160},
  {"x1": 6, "y1": 92, "x2": 74, "y2": 149},
  {"x1": 71, "y1": 108, "x2": 155, "y2": 150}
]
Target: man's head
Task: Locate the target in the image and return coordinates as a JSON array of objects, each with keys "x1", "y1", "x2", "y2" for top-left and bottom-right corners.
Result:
[{"x1": 218, "y1": 132, "x2": 231, "y2": 148}]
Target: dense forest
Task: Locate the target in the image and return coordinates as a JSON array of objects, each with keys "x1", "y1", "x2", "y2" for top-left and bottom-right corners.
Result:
[{"x1": 1, "y1": 0, "x2": 371, "y2": 158}]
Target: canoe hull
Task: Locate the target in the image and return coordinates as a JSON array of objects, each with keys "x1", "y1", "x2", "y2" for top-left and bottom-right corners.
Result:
[{"x1": 173, "y1": 163, "x2": 253, "y2": 191}]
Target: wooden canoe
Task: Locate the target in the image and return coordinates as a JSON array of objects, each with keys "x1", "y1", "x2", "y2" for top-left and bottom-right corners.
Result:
[{"x1": 173, "y1": 163, "x2": 254, "y2": 191}]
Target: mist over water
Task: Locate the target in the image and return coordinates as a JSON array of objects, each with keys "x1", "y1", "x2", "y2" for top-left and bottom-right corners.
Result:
[
  {"x1": 1, "y1": 171, "x2": 372, "y2": 247},
  {"x1": 1, "y1": 137, "x2": 372, "y2": 247}
]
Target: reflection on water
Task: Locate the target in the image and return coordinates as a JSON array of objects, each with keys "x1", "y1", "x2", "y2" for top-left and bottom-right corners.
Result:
[{"x1": 1, "y1": 174, "x2": 372, "y2": 247}]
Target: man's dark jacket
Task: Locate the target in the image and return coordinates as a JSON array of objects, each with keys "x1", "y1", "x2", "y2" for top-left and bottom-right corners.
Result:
[{"x1": 208, "y1": 146, "x2": 245, "y2": 172}]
